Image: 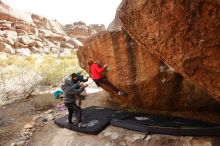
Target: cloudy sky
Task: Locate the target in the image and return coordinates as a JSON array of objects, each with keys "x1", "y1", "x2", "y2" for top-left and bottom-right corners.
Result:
[{"x1": 2, "y1": 0, "x2": 122, "y2": 27}]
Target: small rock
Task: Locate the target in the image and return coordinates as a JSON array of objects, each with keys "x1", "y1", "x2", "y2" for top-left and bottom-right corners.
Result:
[
  {"x1": 46, "y1": 113, "x2": 55, "y2": 121},
  {"x1": 32, "y1": 115, "x2": 41, "y2": 121},
  {"x1": 118, "y1": 141, "x2": 126, "y2": 146},
  {"x1": 42, "y1": 117, "x2": 48, "y2": 122},
  {"x1": 20, "y1": 133, "x2": 26, "y2": 137},
  {"x1": 25, "y1": 128, "x2": 31, "y2": 132},
  {"x1": 145, "y1": 135, "x2": 152, "y2": 142},
  {"x1": 21, "y1": 129, "x2": 26, "y2": 133},
  {"x1": 124, "y1": 133, "x2": 146, "y2": 143},
  {"x1": 30, "y1": 121, "x2": 35, "y2": 125},
  {"x1": 9, "y1": 118, "x2": 15, "y2": 121},
  {"x1": 20, "y1": 135, "x2": 29, "y2": 141},
  {"x1": 29, "y1": 132, "x2": 33, "y2": 137},
  {"x1": 45, "y1": 109, "x2": 53, "y2": 114},
  {"x1": 31, "y1": 128, "x2": 35, "y2": 132},
  {"x1": 16, "y1": 141, "x2": 25, "y2": 146},
  {"x1": 191, "y1": 138, "x2": 213, "y2": 146},
  {"x1": 10, "y1": 143, "x2": 16, "y2": 146},
  {"x1": 103, "y1": 131, "x2": 120, "y2": 140},
  {"x1": 24, "y1": 123, "x2": 33, "y2": 129},
  {"x1": 23, "y1": 131, "x2": 30, "y2": 136}
]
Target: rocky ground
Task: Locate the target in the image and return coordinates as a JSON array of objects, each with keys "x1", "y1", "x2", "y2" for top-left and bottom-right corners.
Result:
[
  {"x1": 1, "y1": 80, "x2": 220, "y2": 146},
  {"x1": 0, "y1": 86, "x2": 58, "y2": 146}
]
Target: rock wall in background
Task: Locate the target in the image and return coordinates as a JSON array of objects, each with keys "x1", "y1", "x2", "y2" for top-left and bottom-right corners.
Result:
[
  {"x1": 0, "y1": 0, "x2": 105, "y2": 55},
  {"x1": 64, "y1": 21, "x2": 105, "y2": 43}
]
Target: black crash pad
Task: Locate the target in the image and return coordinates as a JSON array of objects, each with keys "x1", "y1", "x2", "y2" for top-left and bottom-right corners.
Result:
[
  {"x1": 54, "y1": 106, "x2": 116, "y2": 134},
  {"x1": 111, "y1": 111, "x2": 220, "y2": 136}
]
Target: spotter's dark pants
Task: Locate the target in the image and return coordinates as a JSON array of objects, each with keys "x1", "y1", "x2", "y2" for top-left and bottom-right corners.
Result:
[{"x1": 65, "y1": 102, "x2": 81, "y2": 123}]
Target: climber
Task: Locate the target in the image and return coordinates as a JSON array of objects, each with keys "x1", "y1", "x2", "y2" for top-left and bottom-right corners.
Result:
[
  {"x1": 70, "y1": 72, "x2": 88, "y2": 100},
  {"x1": 88, "y1": 60, "x2": 126, "y2": 96},
  {"x1": 76, "y1": 71, "x2": 89, "y2": 83}
]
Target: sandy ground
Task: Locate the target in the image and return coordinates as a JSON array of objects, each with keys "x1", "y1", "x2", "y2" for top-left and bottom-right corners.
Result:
[
  {"x1": 30, "y1": 81, "x2": 220, "y2": 146},
  {"x1": 1, "y1": 80, "x2": 220, "y2": 146}
]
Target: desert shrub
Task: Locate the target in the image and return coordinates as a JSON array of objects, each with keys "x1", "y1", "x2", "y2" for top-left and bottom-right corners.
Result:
[
  {"x1": 0, "y1": 66, "x2": 42, "y2": 103},
  {"x1": 0, "y1": 53, "x2": 84, "y2": 85},
  {"x1": 0, "y1": 53, "x2": 85, "y2": 104},
  {"x1": 31, "y1": 93, "x2": 54, "y2": 111},
  {"x1": 37, "y1": 54, "x2": 83, "y2": 85}
]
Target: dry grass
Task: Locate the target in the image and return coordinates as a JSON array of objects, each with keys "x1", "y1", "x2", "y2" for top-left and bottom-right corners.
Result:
[
  {"x1": 31, "y1": 93, "x2": 55, "y2": 111},
  {"x1": 0, "y1": 53, "x2": 85, "y2": 85},
  {"x1": 37, "y1": 54, "x2": 86, "y2": 85},
  {"x1": 0, "y1": 53, "x2": 86, "y2": 103}
]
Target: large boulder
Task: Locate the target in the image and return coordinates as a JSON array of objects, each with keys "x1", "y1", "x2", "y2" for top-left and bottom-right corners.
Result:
[
  {"x1": 88, "y1": 24, "x2": 106, "y2": 32},
  {"x1": 0, "y1": 20, "x2": 12, "y2": 29},
  {"x1": 12, "y1": 22, "x2": 31, "y2": 34},
  {"x1": 0, "y1": 0, "x2": 33, "y2": 23},
  {"x1": 19, "y1": 35, "x2": 32, "y2": 45},
  {"x1": 65, "y1": 26, "x2": 95, "y2": 38},
  {"x1": 28, "y1": 41, "x2": 44, "y2": 48},
  {"x1": 0, "y1": 41, "x2": 15, "y2": 53},
  {"x1": 16, "y1": 48, "x2": 31, "y2": 56},
  {"x1": 31, "y1": 14, "x2": 65, "y2": 34},
  {"x1": 14, "y1": 42, "x2": 27, "y2": 49},
  {"x1": 77, "y1": 30, "x2": 220, "y2": 110},
  {"x1": 107, "y1": 1, "x2": 123, "y2": 31},
  {"x1": 0, "y1": 1, "x2": 107, "y2": 55},
  {"x1": 3, "y1": 37, "x2": 14, "y2": 46},
  {"x1": 66, "y1": 38, "x2": 83, "y2": 48},
  {"x1": 38, "y1": 29, "x2": 66, "y2": 42},
  {"x1": 119, "y1": 0, "x2": 220, "y2": 101},
  {"x1": 60, "y1": 42, "x2": 75, "y2": 49},
  {"x1": 64, "y1": 21, "x2": 105, "y2": 38},
  {"x1": 2, "y1": 30, "x2": 17, "y2": 42}
]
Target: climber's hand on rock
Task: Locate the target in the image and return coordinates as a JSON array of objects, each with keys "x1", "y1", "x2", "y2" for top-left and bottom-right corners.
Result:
[{"x1": 104, "y1": 64, "x2": 108, "y2": 68}]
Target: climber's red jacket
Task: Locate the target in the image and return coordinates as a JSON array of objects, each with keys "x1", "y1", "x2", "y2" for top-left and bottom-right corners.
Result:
[{"x1": 90, "y1": 63, "x2": 107, "y2": 80}]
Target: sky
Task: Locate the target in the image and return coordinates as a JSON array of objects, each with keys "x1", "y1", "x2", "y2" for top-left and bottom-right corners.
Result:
[{"x1": 2, "y1": 0, "x2": 122, "y2": 27}]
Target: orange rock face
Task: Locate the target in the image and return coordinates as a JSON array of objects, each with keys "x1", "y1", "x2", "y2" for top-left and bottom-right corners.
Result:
[
  {"x1": 119, "y1": 0, "x2": 220, "y2": 101},
  {"x1": 77, "y1": 30, "x2": 220, "y2": 110}
]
